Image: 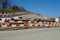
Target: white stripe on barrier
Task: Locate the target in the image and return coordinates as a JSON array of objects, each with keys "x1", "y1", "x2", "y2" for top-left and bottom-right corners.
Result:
[
  {"x1": 28, "y1": 21, "x2": 31, "y2": 23},
  {"x1": 12, "y1": 25, "x2": 16, "y2": 27},
  {"x1": 2, "y1": 25, "x2": 7, "y2": 28},
  {"x1": 44, "y1": 24, "x2": 49, "y2": 26},
  {"x1": 44, "y1": 22, "x2": 47, "y2": 24},
  {"x1": 20, "y1": 24, "x2": 24, "y2": 27},
  {"x1": 35, "y1": 24, "x2": 38, "y2": 26},
  {"x1": 39, "y1": 22, "x2": 42, "y2": 23},
  {"x1": 39, "y1": 22, "x2": 44, "y2": 26},
  {"x1": 1, "y1": 18, "x2": 5, "y2": 23},
  {"x1": 40, "y1": 24, "x2": 44, "y2": 26},
  {"x1": 18, "y1": 21, "x2": 22, "y2": 23},
  {"x1": 10, "y1": 21, "x2": 14, "y2": 23},
  {"x1": 29, "y1": 24, "x2": 33, "y2": 26},
  {"x1": 50, "y1": 24, "x2": 53, "y2": 26}
]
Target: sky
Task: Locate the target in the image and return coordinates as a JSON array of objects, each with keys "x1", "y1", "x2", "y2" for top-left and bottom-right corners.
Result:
[{"x1": 12, "y1": 0, "x2": 60, "y2": 18}]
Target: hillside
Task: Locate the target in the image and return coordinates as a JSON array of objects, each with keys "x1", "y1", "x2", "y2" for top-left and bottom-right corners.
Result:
[{"x1": 0, "y1": 11, "x2": 55, "y2": 22}]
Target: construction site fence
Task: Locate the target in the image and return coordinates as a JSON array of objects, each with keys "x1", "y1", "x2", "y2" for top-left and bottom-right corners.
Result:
[{"x1": 0, "y1": 20, "x2": 60, "y2": 29}]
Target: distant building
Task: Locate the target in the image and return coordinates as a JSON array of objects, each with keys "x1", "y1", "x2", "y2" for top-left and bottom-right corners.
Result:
[{"x1": 55, "y1": 18, "x2": 59, "y2": 22}]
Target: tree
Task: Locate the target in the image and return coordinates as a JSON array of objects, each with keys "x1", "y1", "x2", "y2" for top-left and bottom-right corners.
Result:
[
  {"x1": 11, "y1": 5, "x2": 26, "y2": 12},
  {"x1": 0, "y1": 0, "x2": 10, "y2": 9},
  {"x1": 12, "y1": 5, "x2": 20, "y2": 10},
  {"x1": 0, "y1": 0, "x2": 11, "y2": 13},
  {"x1": 0, "y1": 0, "x2": 26, "y2": 13}
]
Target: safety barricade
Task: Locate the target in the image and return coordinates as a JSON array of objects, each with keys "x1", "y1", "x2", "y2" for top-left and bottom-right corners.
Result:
[{"x1": 0, "y1": 21, "x2": 60, "y2": 29}]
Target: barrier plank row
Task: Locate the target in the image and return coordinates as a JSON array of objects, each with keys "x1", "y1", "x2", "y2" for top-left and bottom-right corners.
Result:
[{"x1": 0, "y1": 22, "x2": 60, "y2": 29}]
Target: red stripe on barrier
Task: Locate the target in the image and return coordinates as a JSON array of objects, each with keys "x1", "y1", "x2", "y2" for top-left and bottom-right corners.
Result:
[
  {"x1": 58, "y1": 22, "x2": 60, "y2": 26},
  {"x1": 16, "y1": 24, "x2": 20, "y2": 27},
  {"x1": 37, "y1": 24, "x2": 40, "y2": 26},
  {"x1": 31, "y1": 20, "x2": 34, "y2": 23},
  {"x1": 0, "y1": 25, "x2": 2, "y2": 28},
  {"x1": 7, "y1": 24, "x2": 12, "y2": 28},
  {"x1": 14, "y1": 20, "x2": 18, "y2": 22},
  {"x1": 5, "y1": 19, "x2": 10, "y2": 22},
  {"x1": 22, "y1": 20, "x2": 28, "y2": 22},
  {"x1": 24, "y1": 24, "x2": 29, "y2": 26}
]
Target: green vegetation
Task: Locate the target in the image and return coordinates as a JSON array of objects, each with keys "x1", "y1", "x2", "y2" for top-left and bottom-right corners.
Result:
[{"x1": 0, "y1": 6, "x2": 26, "y2": 13}]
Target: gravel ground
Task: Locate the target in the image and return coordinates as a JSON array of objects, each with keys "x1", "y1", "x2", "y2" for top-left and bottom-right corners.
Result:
[{"x1": 0, "y1": 27, "x2": 60, "y2": 40}]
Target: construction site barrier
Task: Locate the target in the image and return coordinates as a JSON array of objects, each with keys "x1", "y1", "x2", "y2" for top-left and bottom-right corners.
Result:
[{"x1": 0, "y1": 21, "x2": 60, "y2": 29}]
